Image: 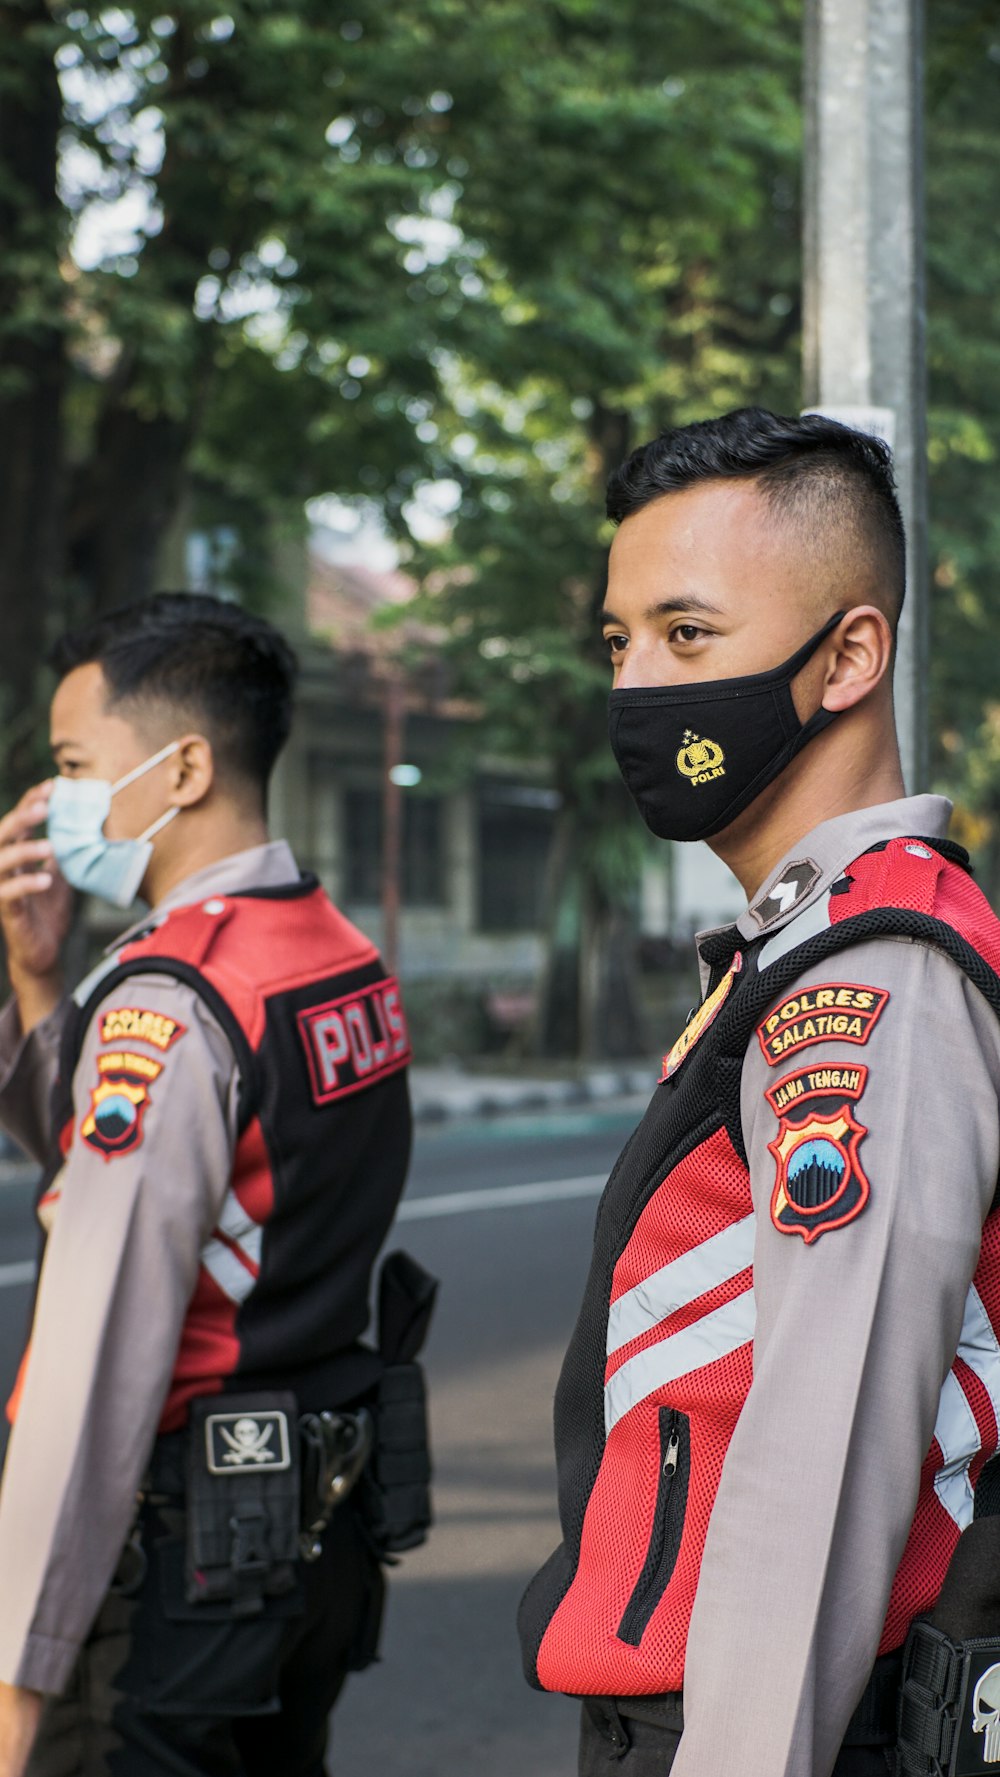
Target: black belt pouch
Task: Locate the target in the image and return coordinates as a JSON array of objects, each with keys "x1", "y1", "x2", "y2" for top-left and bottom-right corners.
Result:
[
  {"x1": 362, "y1": 1251, "x2": 438, "y2": 1555},
  {"x1": 185, "y1": 1392, "x2": 301, "y2": 1614},
  {"x1": 363, "y1": 1361, "x2": 433, "y2": 1554},
  {"x1": 897, "y1": 1518, "x2": 1000, "y2": 1776}
]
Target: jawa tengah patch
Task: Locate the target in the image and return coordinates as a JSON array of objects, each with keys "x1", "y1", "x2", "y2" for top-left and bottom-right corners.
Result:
[
  {"x1": 765, "y1": 1064, "x2": 871, "y2": 1243},
  {"x1": 756, "y1": 982, "x2": 889, "y2": 1067},
  {"x1": 80, "y1": 1050, "x2": 164, "y2": 1160}
]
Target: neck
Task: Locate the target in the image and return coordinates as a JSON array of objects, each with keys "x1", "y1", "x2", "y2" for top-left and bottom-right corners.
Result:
[
  {"x1": 709, "y1": 712, "x2": 906, "y2": 900},
  {"x1": 144, "y1": 808, "x2": 271, "y2": 906}
]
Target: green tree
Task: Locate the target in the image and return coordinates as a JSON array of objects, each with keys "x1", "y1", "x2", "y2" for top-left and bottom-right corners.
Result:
[
  {"x1": 400, "y1": 0, "x2": 804, "y2": 1052},
  {"x1": 0, "y1": 0, "x2": 465, "y2": 776}
]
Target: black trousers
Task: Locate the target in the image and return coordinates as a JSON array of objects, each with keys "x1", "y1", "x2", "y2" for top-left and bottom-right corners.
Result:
[
  {"x1": 579, "y1": 1701, "x2": 895, "y2": 1776},
  {"x1": 26, "y1": 1494, "x2": 384, "y2": 1777}
]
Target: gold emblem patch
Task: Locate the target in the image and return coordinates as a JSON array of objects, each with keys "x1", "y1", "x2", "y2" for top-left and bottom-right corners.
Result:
[
  {"x1": 675, "y1": 730, "x2": 726, "y2": 787},
  {"x1": 661, "y1": 952, "x2": 743, "y2": 1082},
  {"x1": 80, "y1": 1051, "x2": 164, "y2": 1160}
]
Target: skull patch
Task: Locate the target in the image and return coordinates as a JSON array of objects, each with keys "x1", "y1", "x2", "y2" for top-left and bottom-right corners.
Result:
[{"x1": 973, "y1": 1663, "x2": 1000, "y2": 1763}]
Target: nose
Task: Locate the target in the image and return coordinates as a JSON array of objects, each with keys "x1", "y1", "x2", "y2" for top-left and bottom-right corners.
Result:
[{"x1": 615, "y1": 636, "x2": 678, "y2": 691}]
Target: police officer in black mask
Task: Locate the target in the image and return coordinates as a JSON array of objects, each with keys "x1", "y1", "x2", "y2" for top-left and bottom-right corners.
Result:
[{"x1": 519, "y1": 409, "x2": 1000, "y2": 1777}]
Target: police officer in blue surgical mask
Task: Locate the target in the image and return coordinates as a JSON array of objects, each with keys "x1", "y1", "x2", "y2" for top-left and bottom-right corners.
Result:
[{"x1": 0, "y1": 594, "x2": 430, "y2": 1777}]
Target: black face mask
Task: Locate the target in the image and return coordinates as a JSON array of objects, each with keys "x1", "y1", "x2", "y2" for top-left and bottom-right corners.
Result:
[{"x1": 607, "y1": 612, "x2": 845, "y2": 843}]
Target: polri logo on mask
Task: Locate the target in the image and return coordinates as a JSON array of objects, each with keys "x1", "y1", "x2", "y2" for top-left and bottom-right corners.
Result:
[
  {"x1": 675, "y1": 731, "x2": 726, "y2": 787},
  {"x1": 608, "y1": 612, "x2": 845, "y2": 843}
]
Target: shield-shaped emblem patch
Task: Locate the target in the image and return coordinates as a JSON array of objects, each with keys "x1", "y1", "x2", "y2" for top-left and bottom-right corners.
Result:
[{"x1": 765, "y1": 1064, "x2": 871, "y2": 1243}]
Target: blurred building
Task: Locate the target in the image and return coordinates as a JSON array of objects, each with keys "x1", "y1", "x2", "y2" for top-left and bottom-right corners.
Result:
[
  {"x1": 271, "y1": 551, "x2": 562, "y2": 992},
  {"x1": 269, "y1": 549, "x2": 743, "y2": 1005}
]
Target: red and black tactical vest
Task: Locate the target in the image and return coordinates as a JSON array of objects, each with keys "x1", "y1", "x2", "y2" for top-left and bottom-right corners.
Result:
[
  {"x1": 518, "y1": 837, "x2": 1000, "y2": 1697},
  {"x1": 31, "y1": 874, "x2": 412, "y2": 1432}
]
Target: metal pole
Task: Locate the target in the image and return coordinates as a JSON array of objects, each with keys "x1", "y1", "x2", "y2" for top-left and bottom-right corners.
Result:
[
  {"x1": 802, "y1": 0, "x2": 928, "y2": 791},
  {"x1": 381, "y1": 675, "x2": 403, "y2": 974}
]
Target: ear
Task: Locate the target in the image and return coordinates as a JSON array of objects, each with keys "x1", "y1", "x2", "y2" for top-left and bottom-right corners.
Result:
[
  {"x1": 819, "y1": 607, "x2": 894, "y2": 713},
  {"x1": 166, "y1": 734, "x2": 215, "y2": 809}
]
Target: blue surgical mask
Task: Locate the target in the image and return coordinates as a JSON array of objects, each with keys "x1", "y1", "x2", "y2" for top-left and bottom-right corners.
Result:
[{"x1": 47, "y1": 741, "x2": 182, "y2": 908}]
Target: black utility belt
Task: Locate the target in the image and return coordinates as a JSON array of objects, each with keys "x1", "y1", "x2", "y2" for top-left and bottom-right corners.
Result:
[
  {"x1": 141, "y1": 1364, "x2": 433, "y2": 1616},
  {"x1": 594, "y1": 1646, "x2": 901, "y2": 1749},
  {"x1": 897, "y1": 1620, "x2": 1000, "y2": 1776},
  {"x1": 181, "y1": 1391, "x2": 372, "y2": 1616}
]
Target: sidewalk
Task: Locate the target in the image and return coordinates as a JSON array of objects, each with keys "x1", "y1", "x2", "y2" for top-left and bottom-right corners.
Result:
[
  {"x1": 409, "y1": 1060, "x2": 656, "y2": 1124},
  {"x1": 0, "y1": 1061, "x2": 659, "y2": 1185}
]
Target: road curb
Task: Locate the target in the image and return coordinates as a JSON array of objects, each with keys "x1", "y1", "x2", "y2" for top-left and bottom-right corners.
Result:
[{"x1": 410, "y1": 1066, "x2": 654, "y2": 1125}]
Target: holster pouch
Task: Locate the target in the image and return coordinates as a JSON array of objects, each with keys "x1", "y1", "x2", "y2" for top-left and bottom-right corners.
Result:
[
  {"x1": 897, "y1": 1519, "x2": 1000, "y2": 1775},
  {"x1": 363, "y1": 1250, "x2": 438, "y2": 1555},
  {"x1": 299, "y1": 1407, "x2": 374, "y2": 1561},
  {"x1": 363, "y1": 1362, "x2": 433, "y2": 1553},
  {"x1": 185, "y1": 1393, "x2": 301, "y2": 1616}
]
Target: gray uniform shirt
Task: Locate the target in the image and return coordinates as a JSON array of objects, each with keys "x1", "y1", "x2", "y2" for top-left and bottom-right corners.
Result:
[
  {"x1": 0, "y1": 842, "x2": 299, "y2": 1694},
  {"x1": 671, "y1": 795, "x2": 1000, "y2": 1777}
]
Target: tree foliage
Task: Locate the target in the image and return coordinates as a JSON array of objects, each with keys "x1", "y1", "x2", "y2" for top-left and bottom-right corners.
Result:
[{"x1": 2, "y1": 0, "x2": 1000, "y2": 1046}]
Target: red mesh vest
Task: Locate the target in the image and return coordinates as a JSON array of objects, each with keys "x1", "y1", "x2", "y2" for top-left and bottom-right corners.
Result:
[
  {"x1": 15, "y1": 876, "x2": 412, "y2": 1431},
  {"x1": 519, "y1": 838, "x2": 1000, "y2": 1697}
]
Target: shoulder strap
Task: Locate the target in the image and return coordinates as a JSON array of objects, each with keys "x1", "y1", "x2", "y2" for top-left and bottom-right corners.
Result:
[
  {"x1": 62, "y1": 955, "x2": 259, "y2": 1133},
  {"x1": 711, "y1": 839, "x2": 1000, "y2": 1165}
]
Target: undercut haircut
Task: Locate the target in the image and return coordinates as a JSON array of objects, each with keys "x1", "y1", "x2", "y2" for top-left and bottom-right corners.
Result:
[
  {"x1": 606, "y1": 407, "x2": 907, "y2": 623},
  {"x1": 50, "y1": 592, "x2": 299, "y2": 800}
]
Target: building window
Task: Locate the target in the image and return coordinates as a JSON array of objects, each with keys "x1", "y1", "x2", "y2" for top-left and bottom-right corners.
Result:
[
  {"x1": 403, "y1": 795, "x2": 445, "y2": 906},
  {"x1": 478, "y1": 782, "x2": 558, "y2": 933},
  {"x1": 344, "y1": 789, "x2": 382, "y2": 902},
  {"x1": 343, "y1": 788, "x2": 446, "y2": 907}
]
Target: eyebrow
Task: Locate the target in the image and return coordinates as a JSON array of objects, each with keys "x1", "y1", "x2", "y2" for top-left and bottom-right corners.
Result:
[{"x1": 599, "y1": 594, "x2": 726, "y2": 626}]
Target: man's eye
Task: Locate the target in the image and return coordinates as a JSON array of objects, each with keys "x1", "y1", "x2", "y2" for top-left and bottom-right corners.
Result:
[
  {"x1": 672, "y1": 624, "x2": 706, "y2": 644},
  {"x1": 604, "y1": 632, "x2": 628, "y2": 656}
]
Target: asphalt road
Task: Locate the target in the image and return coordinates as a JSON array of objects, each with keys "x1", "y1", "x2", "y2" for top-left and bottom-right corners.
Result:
[{"x1": 0, "y1": 1099, "x2": 648, "y2": 1777}]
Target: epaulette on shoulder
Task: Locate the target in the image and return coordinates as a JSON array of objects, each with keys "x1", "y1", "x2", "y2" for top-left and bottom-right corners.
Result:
[
  {"x1": 830, "y1": 835, "x2": 1000, "y2": 974},
  {"x1": 121, "y1": 894, "x2": 237, "y2": 971},
  {"x1": 833, "y1": 835, "x2": 958, "y2": 917}
]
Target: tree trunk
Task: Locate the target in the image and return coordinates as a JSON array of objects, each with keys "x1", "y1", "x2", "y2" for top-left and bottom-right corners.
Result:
[
  {"x1": 66, "y1": 21, "x2": 240, "y2": 614},
  {"x1": 68, "y1": 394, "x2": 196, "y2": 613},
  {"x1": 0, "y1": 0, "x2": 68, "y2": 788},
  {"x1": 531, "y1": 400, "x2": 648, "y2": 1059},
  {"x1": 530, "y1": 805, "x2": 582, "y2": 1055}
]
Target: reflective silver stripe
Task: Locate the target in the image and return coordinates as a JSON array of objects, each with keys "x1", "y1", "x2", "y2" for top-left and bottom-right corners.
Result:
[
  {"x1": 956, "y1": 1283, "x2": 1000, "y2": 1429},
  {"x1": 606, "y1": 1214, "x2": 756, "y2": 1358},
  {"x1": 200, "y1": 1237, "x2": 258, "y2": 1305},
  {"x1": 216, "y1": 1188, "x2": 264, "y2": 1271},
  {"x1": 604, "y1": 1287, "x2": 756, "y2": 1435},
  {"x1": 199, "y1": 1185, "x2": 263, "y2": 1303},
  {"x1": 757, "y1": 892, "x2": 833, "y2": 971},
  {"x1": 933, "y1": 1370, "x2": 977, "y2": 1531},
  {"x1": 932, "y1": 1283, "x2": 1000, "y2": 1530}
]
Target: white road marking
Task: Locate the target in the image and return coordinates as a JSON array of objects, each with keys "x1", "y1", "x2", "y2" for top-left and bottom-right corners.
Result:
[
  {"x1": 0, "y1": 1176, "x2": 611, "y2": 1289},
  {"x1": 397, "y1": 1174, "x2": 607, "y2": 1221},
  {"x1": 0, "y1": 1260, "x2": 36, "y2": 1290}
]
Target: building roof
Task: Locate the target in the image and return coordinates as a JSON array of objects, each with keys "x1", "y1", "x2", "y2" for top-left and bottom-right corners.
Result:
[{"x1": 307, "y1": 553, "x2": 426, "y2": 658}]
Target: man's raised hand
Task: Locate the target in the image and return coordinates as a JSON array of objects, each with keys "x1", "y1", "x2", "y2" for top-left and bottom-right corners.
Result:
[{"x1": 0, "y1": 784, "x2": 73, "y2": 1028}]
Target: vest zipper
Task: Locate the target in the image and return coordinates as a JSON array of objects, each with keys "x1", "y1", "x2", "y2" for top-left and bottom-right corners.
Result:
[{"x1": 616, "y1": 1406, "x2": 690, "y2": 1647}]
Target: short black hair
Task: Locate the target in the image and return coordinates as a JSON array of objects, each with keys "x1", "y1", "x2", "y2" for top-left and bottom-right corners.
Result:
[
  {"x1": 49, "y1": 592, "x2": 299, "y2": 797},
  {"x1": 606, "y1": 406, "x2": 906, "y2": 619}
]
